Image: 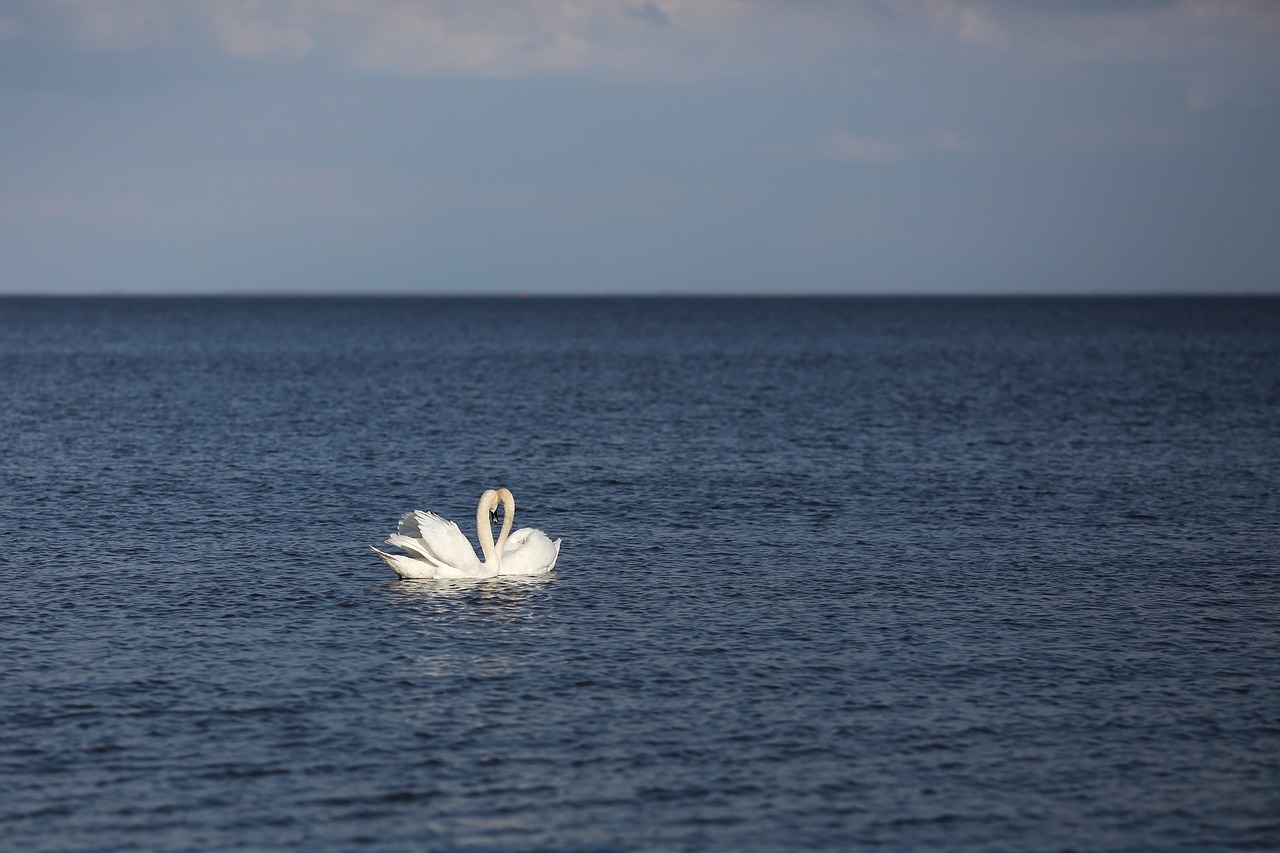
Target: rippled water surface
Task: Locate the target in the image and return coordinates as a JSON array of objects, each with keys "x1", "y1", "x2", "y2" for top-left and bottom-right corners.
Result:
[{"x1": 2, "y1": 296, "x2": 1278, "y2": 851}]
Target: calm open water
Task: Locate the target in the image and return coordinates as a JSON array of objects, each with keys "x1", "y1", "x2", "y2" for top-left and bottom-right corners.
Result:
[{"x1": 1, "y1": 296, "x2": 1278, "y2": 851}]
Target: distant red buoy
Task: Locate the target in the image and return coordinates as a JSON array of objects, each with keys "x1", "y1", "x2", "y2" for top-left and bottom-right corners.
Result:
[{"x1": 519, "y1": 292, "x2": 528, "y2": 300}]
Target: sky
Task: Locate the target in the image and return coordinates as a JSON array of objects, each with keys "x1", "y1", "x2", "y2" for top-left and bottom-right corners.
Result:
[{"x1": 1, "y1": 0, "x2": 1278, "y2": 296}]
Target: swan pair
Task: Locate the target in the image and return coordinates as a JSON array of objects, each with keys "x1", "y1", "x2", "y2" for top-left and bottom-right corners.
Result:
[{"x1": 372, "y1": 487, "x2": 561, "y2": 580}]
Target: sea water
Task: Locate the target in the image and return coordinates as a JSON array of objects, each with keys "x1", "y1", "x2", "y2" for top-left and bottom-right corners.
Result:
[{"x1": 1, "y1": 296, "x2": 1277, "y2": 850}]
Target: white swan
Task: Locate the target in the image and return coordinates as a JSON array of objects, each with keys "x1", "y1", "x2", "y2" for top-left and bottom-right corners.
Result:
[
  {"x1": 372, "y1": 489, "x2": 502, "y2": 580},
  {"x1": 493, "y1": 487, "x2": 561, "y2": 576}
]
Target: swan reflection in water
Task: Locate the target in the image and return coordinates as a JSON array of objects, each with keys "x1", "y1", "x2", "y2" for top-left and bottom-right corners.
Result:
[
  {"x1": 389, "y1": 573, "x2": 555, "y2": 598},
  {"x1": 385, "y1": 573, "x2": 558, "y2": 621},
  {"x1": 373, "y1": 488, "x2": 560, "y2": 580}
]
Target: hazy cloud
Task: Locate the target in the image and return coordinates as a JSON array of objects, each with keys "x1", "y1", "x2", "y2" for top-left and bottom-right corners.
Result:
[
  {"x1": 50, "y1": 0, "x2": 177, "y2": 51},
  {"x1": 0, "y1": 192, "x2": 151, "y2": 223},
  {"x1": 930, "y1": 131, "x2": 987, "y2": 154},
  {"x1": 626, "y1": 2, "x2": 670, "y2": 29},
  {"x1": 1036, "y1": 117, "x2": 1183, "y2": 152},
  {"x1": 819, "y1": 132, "x2": 909, "y2": 165},
  {"x1": 0, "y1": 166, "x2": 453, "y2": 229},
  {"x1": 202, "y1": 3, "x2": 313, "y2": 57}
]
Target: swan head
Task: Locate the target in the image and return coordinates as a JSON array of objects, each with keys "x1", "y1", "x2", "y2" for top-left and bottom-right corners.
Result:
[{"x1": 477, "y1": 489, "x2": 500, "y2": 520}]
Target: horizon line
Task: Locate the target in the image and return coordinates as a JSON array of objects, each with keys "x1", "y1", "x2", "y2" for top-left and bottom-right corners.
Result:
[{"x1": 2, "y1": 290, "x2": 1277, "y2": 300}]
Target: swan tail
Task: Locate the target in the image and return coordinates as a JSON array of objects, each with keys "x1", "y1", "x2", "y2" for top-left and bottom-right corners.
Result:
[{"x1": 372, "y1": 546, "x2": 435, "y2": 579}]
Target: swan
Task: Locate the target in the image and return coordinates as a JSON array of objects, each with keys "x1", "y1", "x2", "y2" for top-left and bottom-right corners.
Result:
[
  {"x1": 493, "y1": 487, "x2": 561, "y2": 576},
  {"x1": 372, "y1": 489, "x2": 502, "y2": 579}
]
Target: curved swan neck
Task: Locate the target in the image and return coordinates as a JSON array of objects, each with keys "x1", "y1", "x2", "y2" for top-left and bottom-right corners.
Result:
[
  {"x1": 494, "y1": 488, "x2": 516, "y2": 554},
  {"x1": 476, "y1": 489, "x2": 500, "y2": 566}
]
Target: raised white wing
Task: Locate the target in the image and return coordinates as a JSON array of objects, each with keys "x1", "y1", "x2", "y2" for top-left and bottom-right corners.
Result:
[
  {"x1": 384, "y1": 534, "x2": 441, "y2": 563},
  {"x1": 396, "y1": 512, "x2": 426, "y2": 538},
  {"x1": 381, "y1": 512, "x2": 451, "y2": 567},
  {"x1": 410, "y1": 510, "x2": 482, "y2": 573}
]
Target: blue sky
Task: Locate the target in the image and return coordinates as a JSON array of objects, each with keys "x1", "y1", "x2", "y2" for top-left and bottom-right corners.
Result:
[{"x1": 1, "y1": 0, "x2": 1277, "y2": 295}]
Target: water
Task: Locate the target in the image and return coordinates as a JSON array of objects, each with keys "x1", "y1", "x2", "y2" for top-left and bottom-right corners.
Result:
[{"x1": 2, "y1": 296, "x2": 1277, "y2": 851}]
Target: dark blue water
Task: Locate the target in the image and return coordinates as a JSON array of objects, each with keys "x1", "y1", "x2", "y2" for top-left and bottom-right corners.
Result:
[{"x1": 2, "y1": 297, "x2": 1278, "y2": 851}]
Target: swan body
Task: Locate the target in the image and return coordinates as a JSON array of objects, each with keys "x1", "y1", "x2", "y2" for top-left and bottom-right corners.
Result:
[
  {"x1": 494, "y1": 487, "x2": 561, "y2": 576},
  {"x1": 372, "y1": 489, "x2": 501, "y2": 579}
]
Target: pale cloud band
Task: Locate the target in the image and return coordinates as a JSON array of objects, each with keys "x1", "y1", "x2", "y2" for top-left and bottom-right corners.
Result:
[{"x1": 9, "y1": 0, "x2": 1279, "y2": 93}]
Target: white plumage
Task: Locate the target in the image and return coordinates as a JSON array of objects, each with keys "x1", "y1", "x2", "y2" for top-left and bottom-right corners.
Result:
[{"x1": 372, "y1": 487, "x2": 561, "y2": 579}]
